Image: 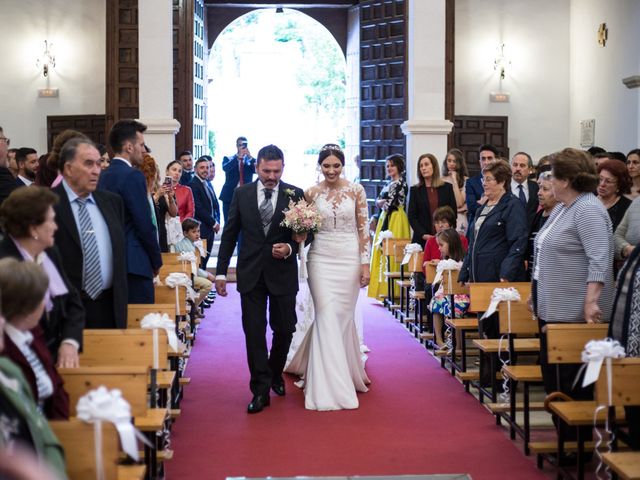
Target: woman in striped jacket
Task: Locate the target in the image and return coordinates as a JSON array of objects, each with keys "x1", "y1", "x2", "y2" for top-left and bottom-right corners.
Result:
[{"x1": 532, "y1": 147, "x2": 614, "y2": 446}]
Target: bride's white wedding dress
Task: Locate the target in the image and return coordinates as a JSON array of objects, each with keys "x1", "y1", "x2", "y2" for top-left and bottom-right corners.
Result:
[{"x1": 285, "y1": 181, "x2": 371, "y2": 410}]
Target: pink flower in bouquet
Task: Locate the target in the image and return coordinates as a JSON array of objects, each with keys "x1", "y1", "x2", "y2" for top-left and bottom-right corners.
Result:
[{"x1": 280, "y1": 198, "x2": 322, "y2": 233}]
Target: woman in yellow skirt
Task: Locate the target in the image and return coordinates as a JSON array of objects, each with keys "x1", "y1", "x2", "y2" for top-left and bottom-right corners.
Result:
[{"x1": 368, "y1": 154, "x2": 411, "y2": 299}]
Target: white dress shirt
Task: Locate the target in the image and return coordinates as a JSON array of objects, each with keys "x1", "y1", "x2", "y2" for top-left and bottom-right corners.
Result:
[{"x1": 511, "y1": 179, "x2": 529, "y2": 202}]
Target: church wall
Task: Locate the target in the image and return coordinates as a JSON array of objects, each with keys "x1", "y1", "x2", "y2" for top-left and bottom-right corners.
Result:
[
  {"x1": 569, "y1": 0, "x2": 640, "y2": 152},
  {"x1": 454, "y1": 0, "x2": 571, "y2": 162},
  {"x1": 0, "y1": 0, "x2": 106, "y2": 154}
]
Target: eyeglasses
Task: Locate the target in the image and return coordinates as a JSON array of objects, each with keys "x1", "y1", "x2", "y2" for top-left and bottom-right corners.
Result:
[
  {"x1": 481, "y1": 176, "x2": 497, "y2": 183},
  {"x1": 0, "y1": 136, "x2": 9, "y2": 145},
  {"x1": 598, "y1": 176, "x2": 617, "y2": 185}
]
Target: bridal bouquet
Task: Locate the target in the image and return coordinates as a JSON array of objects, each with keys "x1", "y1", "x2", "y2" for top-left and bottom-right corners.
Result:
[{"x1": 280, "y1": 198, "x2": 322, "y2": 279}]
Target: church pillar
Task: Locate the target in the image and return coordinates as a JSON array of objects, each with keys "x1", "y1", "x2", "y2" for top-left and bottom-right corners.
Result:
[
  {"x1": 401, "y1": 0, "x2": 453, "y2": 185},
  {"x1": 138, "y1": 0, "x2": 180, "y2": 170}
]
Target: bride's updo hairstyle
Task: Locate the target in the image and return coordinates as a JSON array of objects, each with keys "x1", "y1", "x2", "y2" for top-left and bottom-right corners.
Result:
[
  {"x1": 549, "y1": 147, "x2": 598, "y2": 193},
  {"x1": 318, "y1": 144, "x2": 345, "y2": 166}
]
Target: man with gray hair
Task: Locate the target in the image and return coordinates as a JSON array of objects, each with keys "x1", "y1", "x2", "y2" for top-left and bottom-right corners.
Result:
[
  {"x1": 0, "y1": 126, "x2": 18, "y2": 204},
  {"x1": 510, "y1": 151, "x2": 539, "y2": 229},
  {"x1": 52, "y1": 138, "x2": 128, "y2": 329}
]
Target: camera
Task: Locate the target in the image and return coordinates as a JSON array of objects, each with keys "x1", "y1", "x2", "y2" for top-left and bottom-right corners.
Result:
[
  {"x1": 241, "y1": 141, "x2": 248, "y2": 148},
  {"x1": 163, "y1": 176, "x2": 173, "y2": 188}
]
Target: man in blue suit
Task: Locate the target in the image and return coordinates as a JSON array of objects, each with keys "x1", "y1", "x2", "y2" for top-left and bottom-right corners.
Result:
[
  {"x1": 220, "y1": 136, "x2": 255, "y2": 222},
  {"x1": 98, "y1": 119, "x2": 162, "y2": 303},
  {"x1": 465, "y1": 143, "x2": 499, "y2": 228},
  {"x1": 190, "y1": 156, "x2": 220, "y2": 269}
]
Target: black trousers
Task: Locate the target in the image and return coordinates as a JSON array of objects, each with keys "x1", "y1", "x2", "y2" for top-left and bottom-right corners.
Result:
[
  {"x1": 81, "y1": 288, "x2": 116, "y2": 329},
  {"x1": 240, "y1": 274, "x2": 297, "y2": 396}
]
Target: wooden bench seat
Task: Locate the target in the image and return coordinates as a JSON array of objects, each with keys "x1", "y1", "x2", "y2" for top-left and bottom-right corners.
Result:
[
  {"x1": 501, "y1": 365, "x2": 542, "y2": 382},
  {"x1": 602, "y1": 452, "x2": 640, "y2": 480},
  {"x1": 473, "y1": 337, "x2": 540, "y2": 353},
  {"x1": 50, "y1": 419, "x2": 146, "y2": 480},
  {"x1": 487, "y1": 401, "x2": 545, "y2": 413}
]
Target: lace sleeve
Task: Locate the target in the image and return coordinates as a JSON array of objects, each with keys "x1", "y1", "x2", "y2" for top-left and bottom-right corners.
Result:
[{"x1": 355, "y1": 183, "x2": 371, "y2": 264}]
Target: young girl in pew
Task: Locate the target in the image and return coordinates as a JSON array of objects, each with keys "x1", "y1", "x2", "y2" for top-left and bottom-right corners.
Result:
[{"x1": 428, "y1": 229, "x2": 470, "y2": 351}]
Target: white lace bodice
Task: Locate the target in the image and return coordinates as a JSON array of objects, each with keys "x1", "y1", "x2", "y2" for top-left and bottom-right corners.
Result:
[{"x1": 306, "y1": 181, "x2": 371, "y2": 264}]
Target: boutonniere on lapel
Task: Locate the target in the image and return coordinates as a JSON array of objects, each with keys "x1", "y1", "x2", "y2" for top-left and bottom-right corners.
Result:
[{"x1": 283, "y1": 188, "x2": 296, "y2": 198}]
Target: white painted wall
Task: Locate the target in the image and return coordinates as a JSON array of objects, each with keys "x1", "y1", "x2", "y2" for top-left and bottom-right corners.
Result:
[
  {"x1": 0, "y1": 0, "x2": 105, "y2": 154},
  {"x1": 569, "y1": 0, "x2": 640, "y2": 152},
  {"x1": 455, "y1": 0, "x2": 572, "y2": 162}
]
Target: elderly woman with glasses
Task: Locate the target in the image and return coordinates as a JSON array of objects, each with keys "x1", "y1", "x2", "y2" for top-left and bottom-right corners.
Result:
[
  {"x1": 597, "y1": 159, "x2": 632, "y2": 232},
  {"x1": 526, "y1": 170, "x2": 559, "y2": 279}
]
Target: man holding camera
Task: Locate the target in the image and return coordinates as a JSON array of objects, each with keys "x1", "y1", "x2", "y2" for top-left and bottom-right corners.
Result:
[{"x1": 220, "y1": 136, "x2": 255, "y2": 222}]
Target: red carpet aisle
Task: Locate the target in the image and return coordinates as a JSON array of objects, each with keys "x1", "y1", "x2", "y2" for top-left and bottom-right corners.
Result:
[{"x1": 166, "y1": 285, "x2": 548, "y2": 480}]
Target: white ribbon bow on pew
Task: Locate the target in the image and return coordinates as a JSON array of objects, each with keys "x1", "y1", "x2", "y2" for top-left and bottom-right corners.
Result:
[
  {"x1": 375, "y1": 230, "x2": 394, "y2": 248},
  {"x1": 76, "y1": 386, "x2": 151, "y2": 477},
  {"x1": 178, "y1": 251, "x2": 198, "y2": 276},
  {"x1": 193, "y1": 239, "x2": 206, "y2": 257},
  {"x1": 401, "y1": 243, "x2": 422, "y2": 265},
  {"x1": 141, "y1": 313, "x2": 179, "y2": 368},
  {"x1": 579, "y1": 339, "x2": 626, "y2": 480},
  {"x1": 481, "y1": 287, "x2": 521, "y2": 320},
  {"x1": 432, "y1": 259, "x2": 461, "y2": 287}
]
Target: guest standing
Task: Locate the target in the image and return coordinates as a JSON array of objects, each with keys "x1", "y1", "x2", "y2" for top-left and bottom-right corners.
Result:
[
  {"x1": 190, "y1": 156, "x2": 221, "y2": 269},
  {"x1": 52, "y1": 138, "x2": 127, "y2": 329},
  {"x1": 615, "y1": 196, "x2": 640, "y2": 261},
  {"x1": 367, "y1": 154, "x2": 410, "y2": 300},
  {"x1": 533, "y1": 147, "x2": 614, "y2": 443},
  {"x1": 407, "y1": 153, "x2": 456, "y2": 248},
  {"x1": 510, "y1": 152, "x2": 540, "y2": 230},
  {"x1": 166, "y1": 159, "x2": 195, "y2": 221},
  {"x1": 220, "y1": 137, "x2": 256, "y2": 222},
  {"x1": 597, "y1": 159, "x2": 632, "y2": 232},
  {"x1": 465, "y1": 144, "x2": 499, "y2": 227},
  {"x1": 526, "y1": 171, "x2": 558, "y2": 279},
  {"x1": 441, "y1": 148, "x2": 469, "y2": 234},
  {"x1": 98, "y1": 119, "x2": 162, "y2": 303},
  {"x1": 627, "y1": 149, "x2": 640, "y2": 199}
]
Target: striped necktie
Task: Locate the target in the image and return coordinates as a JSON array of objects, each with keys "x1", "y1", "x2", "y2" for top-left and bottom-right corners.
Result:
[
  {"x1": 76, "y1": 198, "x2": 103, "y2": 299},
  {"x1": 21, "y1": 335, "x2": 54, "y2": 403},
  {"x1": 260, "y1": 189, "x2": 274, "y2": 234}
]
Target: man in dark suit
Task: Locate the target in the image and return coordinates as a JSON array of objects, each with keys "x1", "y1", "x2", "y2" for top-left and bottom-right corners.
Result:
[
  {"x1": 53, "y1": 138, "x2": 128, "y2": 329},
  {"x1": 98, "y1": 119, "x2": 162, "y2": 304},
  {"x1": 0, "y1": 127, "x2": 18, "y2": 204},
  {"x1": 510, "y1": 151, "x2": 540, "y2": 229},
  {"x1": 15, "y1": 147, "x2": 38, "y2": 187},
  {"x1": 190, "y1": 156, "x2": 220, "y2": 269},
  {"x1": 215, "y1": 145, "x2": 304, "y2": 414},
  {"x1": 178, "y1": 150, "x2": 194, "y2": 185},
  {"x1": 220, "y1": 136, "x2": 255, "y2": 222},
  {"x1": 465, "y1": 143, "x2": 498, "y2": 228}
]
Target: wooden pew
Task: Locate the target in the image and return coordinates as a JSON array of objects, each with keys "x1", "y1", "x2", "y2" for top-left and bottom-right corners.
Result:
[
  {"x1": 50, "y1": 419, "x2": 146, "y2": 480},
  {"x1": 530, "y1": 323, "x2": 610, "y2": 477},
  {"x1": 597, "y1": 358, "x2": 640, "y2": 480},
  {"x1": 81, "y1": 329, "x2": 175, "y2": 410},
  {"x1": 59, "y1": 366, "x2": 166, "y2": 479},
  {"x1": 381, "y1": 238, "x2": 410, "y2": 309},
  {"x1": 468, "y1": 282, "x2": 531, "y2": 313}
]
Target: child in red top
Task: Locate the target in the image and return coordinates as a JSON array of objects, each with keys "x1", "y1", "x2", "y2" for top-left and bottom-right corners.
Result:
[{"x1": 422, "y1": 206, "x2": 468, "y2": 268}]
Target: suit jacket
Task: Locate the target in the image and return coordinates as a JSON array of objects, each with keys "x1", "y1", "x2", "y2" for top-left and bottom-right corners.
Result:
[
  {"x1": 465, "y1": 174, "x2": 484, "y2": 228},
  {"x1": 179, "y1": 169, "x2": 194, "y2": 186},
  {"x1": 2, "y1": 326, "x2": 69, "y2": 420},
  {"x1": 216, "y1": 181, "x2": 304, "y2": 295},
  {"x1": 512, "y1": 179, "x2": 540, "y2": 229},
  {"x1": 0, "y1": 237, "x2": 85, "y2": 355},
  {"x1": 0, "y1": 357, "x2": 67, "y2": 479},
  {"x1": 407, "y1": 182, "x2": 457, "y2": 247},
  {"x1": 52, "y1": 184, "x2": 128, "y2": 329},
  {"x1": 0, "y1": 166, "x2": 18, "y2": 205},
  {"x1": 220, "y1": 154, "x2": 256, "y2": 203},
  {"x1": 190, "y1": 176, "x2": 220, "y2": 236},
  {"x1": 459, "y1": 192, "x2": 528, "y2": 283},
  {"x1": 97, "y1": 159, "x2": 162, "y2": 279}
]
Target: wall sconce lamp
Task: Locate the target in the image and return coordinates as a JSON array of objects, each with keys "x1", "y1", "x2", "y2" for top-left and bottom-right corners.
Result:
[
  {"x1": 493, "y1": 43, "x2": 510, "y2": 80},
  {"x1": 36, "y1": 40, "x2": 56, "y2": 77}
]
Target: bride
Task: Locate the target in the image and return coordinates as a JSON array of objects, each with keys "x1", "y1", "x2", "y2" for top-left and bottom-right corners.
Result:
[{"x1": 285, "y1": 144, "x2": 371, "y2": 411}]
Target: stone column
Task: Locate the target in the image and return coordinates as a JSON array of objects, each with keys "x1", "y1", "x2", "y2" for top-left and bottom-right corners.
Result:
[
  {"x1": 401, "y1": 0, "x2": 452, "y2": 185},
  {"x1": 138, "y1": 0, "x2": 180, "y2": 171}
]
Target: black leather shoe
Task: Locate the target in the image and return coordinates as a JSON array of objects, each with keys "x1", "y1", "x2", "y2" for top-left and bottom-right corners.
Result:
[
  {"x1": 271, "y1": 381, "x2": 286, "y2": 397},
  {"x1": 247, "y1": 394, "x2": 270, "y2": 414},
  {"x1": 202, "y1": 301, "x2": 211, "y2": 309}
]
